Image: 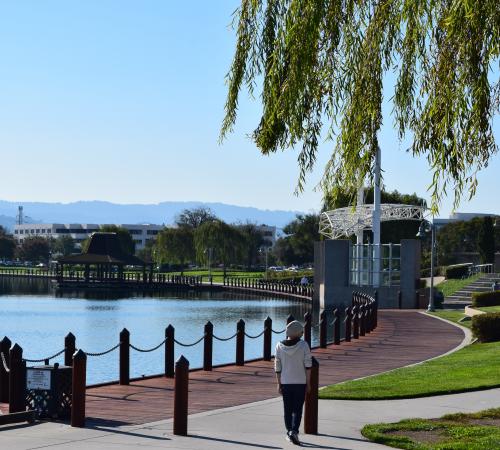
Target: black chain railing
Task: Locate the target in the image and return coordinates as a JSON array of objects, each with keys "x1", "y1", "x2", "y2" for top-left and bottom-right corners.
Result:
[{"x1": 6, "y1": 293, "x2": 378, "y2": 388}]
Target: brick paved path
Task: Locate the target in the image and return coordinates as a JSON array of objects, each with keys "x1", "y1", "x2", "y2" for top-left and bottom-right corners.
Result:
[{"x1": 83, "y1": 311, "x2": 464, "y2": 425}]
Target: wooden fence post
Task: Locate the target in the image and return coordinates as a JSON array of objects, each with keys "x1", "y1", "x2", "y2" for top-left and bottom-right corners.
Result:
[
  {"x1": 319, "y1": 310, "x2": 327, "y2": 348},
  {"x1": 374, "y1": 291, "x2": 379, "y2": 328},
  {"x1": 398, "y1": 290, "x2": 402, "y2": 309},
  {"x1": 65, "y1": 332, "x2": 76, "y2": 366},
  {"x1": 303, "y1": 312, "x2": 311, "y2": 348},
  {"x1": 0, "y1": 336, "x2": 11, "y2": 403},
  {"x1": 359, "y1": 305, "x2": 366, "y2": 336},
  {"x1": 236, "y1": 319, "x2": 245, "y2": 366},
  {"x1": 71, "y1": 349, "x2": 87, "y2": 427},
  {"x1": 304, "y1": 356, "x2": 319, "y2": 434},
  {"x1": 173, "y1": 355, "x2": 189, "y2": 436},
  {"x1": 165, "y1": 325, "x2": 175, "y2": 378},
  {"x1": 286, "y1": 314, "x2": 295, "y2": 325},
  {"x1": 352, "y1": 306, "x2": 359, "y2": 339},
  {"x1": 263, "y1": 317, "x2": 272, "y2": 361},
  {"x1": 203, "y1": 321, "x2": 213, "y2": 371},
  {"x1": 333, "y1": 309, "x2": 341, "y2": 345},
  {"x1": 119, "y1": 328, "x2": 130, "y2": 385},
  {"x1": 345, "y1": 308, "x2": 352, "y2": 342},
  {"x1": 9, "y1": 343, "x2": 25, "y2": 413}
]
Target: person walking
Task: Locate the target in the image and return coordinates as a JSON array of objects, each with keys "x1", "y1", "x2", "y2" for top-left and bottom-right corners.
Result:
[{"x1": 275, "y1": 320, "x2": 312, "y2": 445}]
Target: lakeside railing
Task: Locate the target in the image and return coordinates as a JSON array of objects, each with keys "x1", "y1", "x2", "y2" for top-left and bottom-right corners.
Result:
[
  {"x1": 0, "y1": 291, "x2": 377, "y2": 430},
  {"x1": 224, "y1": 277, "x2": 314, "y2": 299}
]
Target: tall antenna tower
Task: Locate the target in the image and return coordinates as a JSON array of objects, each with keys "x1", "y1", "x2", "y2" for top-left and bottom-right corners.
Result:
[{"x1": 16, "y1": 206, "x2": 24, "y2": 225}]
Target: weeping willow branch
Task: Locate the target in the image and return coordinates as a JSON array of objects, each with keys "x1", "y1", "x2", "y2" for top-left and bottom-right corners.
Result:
[{"x1": 220, "y1": 0, "x2": 499, "y2": 214}]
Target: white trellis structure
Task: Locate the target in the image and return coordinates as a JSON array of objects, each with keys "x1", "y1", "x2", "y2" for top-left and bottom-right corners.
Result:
[
  {"x1": 319, "y1": 204, "x2": 425, "y2": 240},
  {"x1": 319, "y1": 204, "x2": 425, "y2": 287}
]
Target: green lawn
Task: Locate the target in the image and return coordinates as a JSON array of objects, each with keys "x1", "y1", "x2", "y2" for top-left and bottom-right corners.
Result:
[
  {"x1": 362, "y1": 408, "x2": 500, "y2": 450},
  {"x1": 168, "y1": 269, "x2": 264, "y2": 283},
  {"x1": 319, "y1": 341, "x2": 500, "y2": 400},
  {"x1": 478, "y1": 306, "x2": 500, "y2": 313},
  {"x1": 437, "y1": 274, "x2": 481, "y2": 297},
  {"x1": 428, "y1": 310, "x2": 471, "y2": 328}
]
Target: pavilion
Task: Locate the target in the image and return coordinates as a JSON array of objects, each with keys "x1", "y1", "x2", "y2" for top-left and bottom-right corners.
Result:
[{"x1": 57, "y1": 232, "x2": 151, "y2": 285}]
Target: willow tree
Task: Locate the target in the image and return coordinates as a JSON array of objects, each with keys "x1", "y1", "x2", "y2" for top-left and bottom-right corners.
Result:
[{"x1": 221, "y1": 0, "x2": 499, "y2": 213}]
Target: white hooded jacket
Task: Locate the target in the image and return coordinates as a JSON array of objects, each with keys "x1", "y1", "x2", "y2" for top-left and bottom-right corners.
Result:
[{"x1": 274, "y1": 339, "x2": 312, "y2": 384}]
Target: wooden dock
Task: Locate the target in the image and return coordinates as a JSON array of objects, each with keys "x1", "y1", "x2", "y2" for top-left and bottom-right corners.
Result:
[{"x1": 81, "y1": 311, "x2": 463, "y2": 425}]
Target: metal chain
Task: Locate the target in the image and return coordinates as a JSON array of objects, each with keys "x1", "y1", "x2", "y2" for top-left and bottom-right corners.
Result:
[
  {"x1": 272, "y1": 328, "x2": 286, "y2": 334},
  {"x1": 174, "y1": 335, "x2": 205, "y2": 347},
  {"x1": 1, "y1": 352, "x2": 9, "y2": 373},
  {"x1": 213, "y1": 332, "x2": 238, "y2": 342},
  {"x1": 85, "y1": 343, "x2": 120, "y2": 357},
  {"x1": 130, "y1": 338, "x2": 167, "y2": 353},
  {"x1": 244, "y1": 330, "x2": 265, "y2": 339},
  {"x1": 23, "y1": 348, "x2": 66, "y2": 363}
]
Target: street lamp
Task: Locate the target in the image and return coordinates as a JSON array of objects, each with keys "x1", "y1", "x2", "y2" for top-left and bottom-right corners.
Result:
[
  {"x1": 416, "y1": 219, "x2": 436, "y2": 312},
  {"x1": 259, "y1": 246, "x2": 270, "y2": 277},
  {"x1": 204, "y1": 248, "x2": 213, "y2": 278}
]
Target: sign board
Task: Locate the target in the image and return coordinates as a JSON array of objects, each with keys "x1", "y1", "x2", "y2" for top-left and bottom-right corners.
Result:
[{"x1": 26, "y1": 368, "x2": 51, "y2": 391}]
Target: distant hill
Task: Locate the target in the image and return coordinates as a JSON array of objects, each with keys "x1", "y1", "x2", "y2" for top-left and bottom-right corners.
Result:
[{"x1": 0, "y1": 200, "x2": 303, "y2": 232}]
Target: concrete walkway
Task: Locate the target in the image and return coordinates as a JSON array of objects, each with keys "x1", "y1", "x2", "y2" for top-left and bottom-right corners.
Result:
[{"x1": 1, "y1": 388, "x2": 499, "y2": 449}]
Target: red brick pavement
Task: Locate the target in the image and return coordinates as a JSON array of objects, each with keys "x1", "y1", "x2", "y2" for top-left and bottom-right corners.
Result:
[{"x1": 82, "y1": 311, "x2": 464, "y2": 425}]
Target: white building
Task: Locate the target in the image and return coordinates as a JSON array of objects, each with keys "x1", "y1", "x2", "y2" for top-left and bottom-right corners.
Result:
[
  {"x1": 13, "y1": 223, "x2": 163, "y2": 251},
  {"x1": 257, "y1": 224, "x2": 277, "y2": 247},
  {"x1": 434, "y1": 212, "x2": 500, "y2": 230}
]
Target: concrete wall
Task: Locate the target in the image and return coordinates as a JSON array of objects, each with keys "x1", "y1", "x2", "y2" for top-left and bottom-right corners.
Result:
[{"x1": 314, "y1": 239, "x2": 422, "y2": 309}]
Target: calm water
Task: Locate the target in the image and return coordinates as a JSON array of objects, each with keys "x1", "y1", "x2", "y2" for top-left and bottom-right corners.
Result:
[{"x1": 0, "y1": 277, "x2": 328, "y2": 384}]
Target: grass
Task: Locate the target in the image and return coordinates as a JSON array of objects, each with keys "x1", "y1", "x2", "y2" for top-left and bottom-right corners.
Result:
[
  {"x1": 362, "y1": 408, "x2": 500, "y2": 449},
  {"x1": 319, "y1": 340, "x2": 500, "y2": 400},
  {"x1": 478, "y1": 306, "x2": 500, "y2": 313},
  {"x1": 437, "y1": 274, "x2": 481, "y2": 297},
  {"x1": 428, "y1": 310, "x2": 471, "y2": 328},
  {"x1": 168, "y1": 269, "x2": 264, "y2": 283}
]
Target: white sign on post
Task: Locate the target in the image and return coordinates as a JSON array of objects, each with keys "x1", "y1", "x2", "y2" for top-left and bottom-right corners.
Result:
[{"x1": 26, "y1": 369, "x2": 51, "y2": 390}]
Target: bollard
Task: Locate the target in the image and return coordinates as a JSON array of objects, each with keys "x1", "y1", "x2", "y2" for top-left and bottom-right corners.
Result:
[
  {"x1": 374, "y1": 291, "x2": 379, "y2": 328},
  {"x1": 359, "y1": 305, "x2": 366, "y2": 336},
  {"x1": 319, "y1": 310, "x2": 327, "y2": 348},
  {"x1": 236, "y1": 319, "x2": 245, "y2": 366},
  {"x1": 65, "y1": 332, "x2": 76, "y2": 366},
  {"x1": 0, "y1": 336, "x2": 11, "y2": 402},
  {"x1": 203, "y1": 321, "x2": 213, "y2": 371},
  {"x1": 71, "y1": 349, "x2": 87, "y2": 427},
  {"x1": 303, "y1": 312, "x2": 312, "y2": 348},
  {"x1": 333, "y1": 309, "x2": 341, "y2": 345},
  {"x1": 286, "y1": 314, "x2": 295, "y2": 325},
  {"x1": 398, "y1": 290, "x2": 402, "y2": 309},
  {"x1": 345, "y1": 308, "x2": 352, "y2": 342},
  {"x1": 9, "y1": 344, "x2": 26, "y2": 413},
  {"x1": 352, "y1": 306, "x2": 359, "y2": 339},
  {"x1": 165, "y1": 325, "x2": 175, "y2": 378},
  {"x1": 119, "y1": 328, "x2": 130, "y2": 385},
  {"x1": 304, "y1": 357, "x2": 319, "y2": 434},
  {"x1": 263, "y1": 317, "x2": 272, "y2": 361},
  {"x1": 415, "y1": 290, "x2": 420, "y2": 309},
  {"x1": 173, "y1": 355, "x2": 189, "y2": 436}
]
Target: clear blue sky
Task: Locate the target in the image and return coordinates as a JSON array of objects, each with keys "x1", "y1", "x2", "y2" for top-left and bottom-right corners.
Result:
[{"x1": 0, "y1": 0, "x2": 498, "y2": 218}]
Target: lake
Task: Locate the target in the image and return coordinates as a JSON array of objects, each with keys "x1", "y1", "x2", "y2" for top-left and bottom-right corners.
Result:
[{"x1": 0, "y1": 277, "x2": 328, "y2": 384}]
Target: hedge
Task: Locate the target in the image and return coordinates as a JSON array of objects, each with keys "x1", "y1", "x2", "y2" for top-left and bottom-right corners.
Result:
[
  {"x1": 445, "y1": 264, "x2": 471, "y2": 279},
  {"x1": 472, "y1": 291, "x2": 500, "y2": 307},
  {"x1": 472, "y1": 313, "x2": 500, "y2": 342}
]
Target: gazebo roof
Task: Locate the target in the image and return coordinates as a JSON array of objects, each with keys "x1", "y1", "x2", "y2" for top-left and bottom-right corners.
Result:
[{"x1": 58, "y1": 232, "x2": 146, "y2": 266}]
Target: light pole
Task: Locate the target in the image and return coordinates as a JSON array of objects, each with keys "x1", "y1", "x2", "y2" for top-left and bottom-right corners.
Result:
[
  {"x1": 416, "y1": 219, "x2": 435, "y2": 312},
  {"x1": 259, "y1": 246, "x2": 270, "y2": 277},
  {"x1": 205, "y1": 248, "x2": 213, "y2": 279}
]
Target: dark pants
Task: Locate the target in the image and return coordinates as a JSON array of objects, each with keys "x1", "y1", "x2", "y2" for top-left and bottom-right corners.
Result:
[{"x1": 281, "y1": 384, "x2": 306, "y2": 433}]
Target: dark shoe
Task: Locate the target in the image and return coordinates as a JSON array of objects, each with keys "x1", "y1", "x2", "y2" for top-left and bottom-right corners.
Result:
[
  {"x1": 289, "y1": 431, "x2": 301, "y2": 446},
  {"x1": 285, "y1": 431, "x2": 292, "y2": 443}
]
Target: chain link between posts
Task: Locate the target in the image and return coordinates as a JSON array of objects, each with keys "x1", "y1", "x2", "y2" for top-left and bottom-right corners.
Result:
[
  {"x1": 23, "y1": 348, "x2": 66, "y2": 363},
  {"x1": 213, "y1": 332, "x2": 238, "y2": 342},
  {"x1": 174, "y1": 335, "x2": 205, "y2": 347},
  {"x1": 129, "y1": 338, "x2": 167, "y2": 353},
  {"x1": 85, "y1": 343, "x2": 121, "y2": 357}
]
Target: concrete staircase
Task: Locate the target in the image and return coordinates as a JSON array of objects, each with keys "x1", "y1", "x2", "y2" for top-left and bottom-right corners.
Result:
[{"x1": 444, "y1": 273, "x2": 500, "y2": 307}]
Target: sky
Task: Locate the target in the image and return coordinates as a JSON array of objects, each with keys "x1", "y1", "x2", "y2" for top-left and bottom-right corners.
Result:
[{"x1": 0, "y1": 0, "x2": 498, "y2": 218}]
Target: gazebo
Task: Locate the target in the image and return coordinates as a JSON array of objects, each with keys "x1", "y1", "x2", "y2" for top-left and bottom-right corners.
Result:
[{"x1": 57, "y1": 232, "x2": 151, "y2": 285}]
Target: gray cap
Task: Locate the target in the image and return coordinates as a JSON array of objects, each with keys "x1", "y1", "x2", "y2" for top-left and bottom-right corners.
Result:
[{"x1": 286, "y1": 320, "x2": 304, "y2": 338}]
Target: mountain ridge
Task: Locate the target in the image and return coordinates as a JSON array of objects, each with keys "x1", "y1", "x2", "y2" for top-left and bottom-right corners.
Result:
[{"x1": 0, "y1": 200, "x2": 304, "y2": 231}]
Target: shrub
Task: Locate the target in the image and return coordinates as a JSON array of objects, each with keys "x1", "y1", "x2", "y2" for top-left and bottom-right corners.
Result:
[
  {"x1": 472, "y1": 313, "x2": 500, "y2": 342},
  {"x1": 472, "y1": 291, "x2": 500, "y2": 307},
  {"x1": 445, "y1": 264, "x2": 471, "y2": 279}
]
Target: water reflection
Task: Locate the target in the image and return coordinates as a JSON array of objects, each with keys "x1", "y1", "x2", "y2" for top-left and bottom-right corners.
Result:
[{"x1": 0, "y1": 277, "x2": 336, "y2": 385}]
